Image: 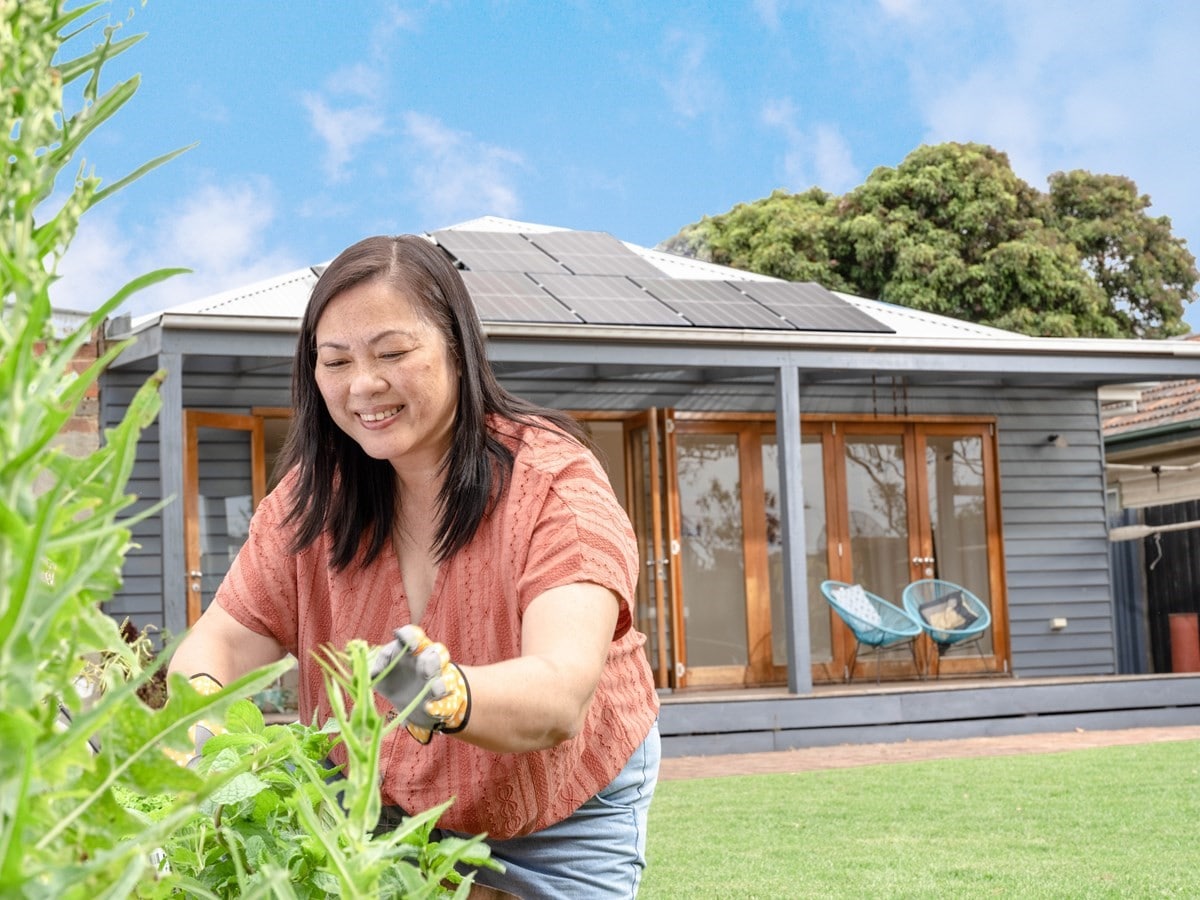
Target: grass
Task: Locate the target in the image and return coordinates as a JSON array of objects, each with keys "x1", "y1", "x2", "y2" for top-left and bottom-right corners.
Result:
[{"x1": 641, "y1": 740, "x2": 1200, "y2": 898}]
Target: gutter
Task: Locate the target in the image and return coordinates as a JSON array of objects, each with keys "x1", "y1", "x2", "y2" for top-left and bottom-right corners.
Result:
[{"x1": 105, "y1": 312, "x2": 1200, "y2": 363}]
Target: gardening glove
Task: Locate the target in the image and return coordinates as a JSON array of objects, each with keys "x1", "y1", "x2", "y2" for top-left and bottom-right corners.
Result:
[
  {"x1": 370, "y1": 625, "x2": 471, "y2": 744},
  {"x1": 162, "y1": 673, "x2": 225, "y2": 768}
]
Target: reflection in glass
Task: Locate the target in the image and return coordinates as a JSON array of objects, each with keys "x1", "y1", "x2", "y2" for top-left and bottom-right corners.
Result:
[
  {"x1": 677, "y1": 433, "x2": 748, "y2": 668},
  {"x1": 845, "y1": 433, "x2": 909, "y2": 604},
  {"x1": 763, "y1": 435, "x2": 832, "y2": 667},
  {"x1": 926, "y1": 434, "x2": 993, "y2": 655},
  {"x1": 196, "y1": 427, "x2": 255, "y2": 614},
  {"x1": 627, "y1": 423, "x2": 668, "y2": 680}
]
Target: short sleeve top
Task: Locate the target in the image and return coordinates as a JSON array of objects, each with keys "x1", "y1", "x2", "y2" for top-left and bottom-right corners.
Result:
[{"x1": 215, "y1": 416, "x2": 660, "y2": 838}]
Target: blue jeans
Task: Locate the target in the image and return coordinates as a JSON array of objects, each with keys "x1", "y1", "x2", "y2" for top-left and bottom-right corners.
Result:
[{"x1": 451, "y1": 721, "x2": 661, "y2": 899}]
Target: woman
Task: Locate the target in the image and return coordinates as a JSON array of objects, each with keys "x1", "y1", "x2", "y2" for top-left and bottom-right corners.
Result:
[{"x1": 168, "y1": 234, "x2": 661, "y2": 897}]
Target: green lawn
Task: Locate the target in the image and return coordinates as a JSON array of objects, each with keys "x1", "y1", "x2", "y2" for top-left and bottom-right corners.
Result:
[{"x1": 641, "y1": 740, "x2": 1200, "y2": 898}]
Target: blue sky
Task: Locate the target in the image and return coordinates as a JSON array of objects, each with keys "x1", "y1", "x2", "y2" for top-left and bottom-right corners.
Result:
[{"x1": 54, "y1": 1, "x2": 1200, "y2": 330}]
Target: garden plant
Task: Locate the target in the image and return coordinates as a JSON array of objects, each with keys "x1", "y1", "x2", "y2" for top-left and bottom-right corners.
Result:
[{"x1": 0, "y1": 2, "x2": 492, "y2": 895}]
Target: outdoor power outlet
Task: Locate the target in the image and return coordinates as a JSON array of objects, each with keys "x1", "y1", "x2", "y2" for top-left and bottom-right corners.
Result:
[{"x1": 1050, "y1": 617, "x2": 1068, "y2": 631}]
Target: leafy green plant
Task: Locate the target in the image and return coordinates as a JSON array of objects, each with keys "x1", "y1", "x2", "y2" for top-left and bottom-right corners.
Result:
[
  {"x1": 130, "y1": 642, "x2": 496, "y2": 898},
  {"x1": 0, "y1": 4, "x2": 486, "y2": 896}
]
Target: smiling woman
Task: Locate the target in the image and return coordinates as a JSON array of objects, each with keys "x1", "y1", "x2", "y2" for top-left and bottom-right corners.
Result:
[
  {"x1": 313, "y1": 279, "x2": 460, "y2": 477},
  {"x1": 168, "y1": 234, "x2": 663, "y2": 897}
]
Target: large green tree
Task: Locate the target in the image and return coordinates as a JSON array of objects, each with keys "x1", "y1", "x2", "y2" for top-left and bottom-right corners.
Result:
[
  {"x1": 663, "y1": 142, "x2": 1197, "y2": 338},
  {"x1": 1047, "y1": 170, "x2": 1198, "y2": 338}
]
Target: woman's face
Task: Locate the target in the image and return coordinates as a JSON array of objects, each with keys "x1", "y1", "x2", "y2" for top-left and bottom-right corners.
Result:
[{"x1": 313, "y1": 278, "x2": 459, "y2": 474}]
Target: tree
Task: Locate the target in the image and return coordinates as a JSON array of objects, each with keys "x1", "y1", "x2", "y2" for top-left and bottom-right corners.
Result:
[
  {"x1": 664, "y1": 142, "x2": 1197, "y2": 338},
  {"x1": 1048, "y1": 170, "x2": 1198, "y2": 338},
  {"x1": 661, "y1": 187, "x2": 854, "y2": 291}
]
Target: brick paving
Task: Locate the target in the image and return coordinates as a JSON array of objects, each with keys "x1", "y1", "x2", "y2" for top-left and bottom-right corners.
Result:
[{"x1": 659, "y1": 724, "x2": 1200, "y2": 780}]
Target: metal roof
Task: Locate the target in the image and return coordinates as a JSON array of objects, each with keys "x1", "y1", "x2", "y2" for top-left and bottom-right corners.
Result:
[
  {"x1": 103, "y1": 217, "x2": 1200, "y2": 388},
  {"x1": 111, "y1": 217, "x2": 1004, "y2": 342}
]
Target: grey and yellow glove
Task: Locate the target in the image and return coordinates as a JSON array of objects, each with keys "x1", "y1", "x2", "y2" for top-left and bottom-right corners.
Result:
[
  {"x1": 370, "y1": 625, "x2": 471, "y2": 744},
  {"x1": 162, "y1": 673, "x2": 225, "y2": 768}
]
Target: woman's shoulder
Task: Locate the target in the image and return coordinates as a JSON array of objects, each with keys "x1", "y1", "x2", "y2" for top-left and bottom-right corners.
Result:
[
  {"x1": 252, "y1": 466, "x2": 303, "y2": 525},
  {"x1": 488, "y1": 414, "x2": 591, "y2": 471}
]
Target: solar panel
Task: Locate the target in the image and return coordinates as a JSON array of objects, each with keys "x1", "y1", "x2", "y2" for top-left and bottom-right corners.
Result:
[
  {"x1": 738, "y1": 282, "x2": 893, "y2": 333},
  {"x1": 634, "y1": 279, "x2": 794, "y2": 330},
  {"x1": 527, "y1": 231, "x2": 665, "y2": 277},
  {"x1": 534, "y1": 274, "x2": 686, "y2": 326},
  {"x1": 431, "y1": 230, "x2": 565, "y2": 274},
  {"x1": 460, "y1": 271, "x2": 581, "y2": 323}
]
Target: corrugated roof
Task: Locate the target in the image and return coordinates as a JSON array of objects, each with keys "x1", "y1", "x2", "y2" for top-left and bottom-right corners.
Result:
[{"x1": 121, "y1": 217, "x2": 1015, "y2": 343}]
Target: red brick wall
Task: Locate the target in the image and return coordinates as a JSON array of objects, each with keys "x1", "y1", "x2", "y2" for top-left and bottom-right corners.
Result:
[{"x1": 39, "y1": 327, "x2": 104, "y2": 457}]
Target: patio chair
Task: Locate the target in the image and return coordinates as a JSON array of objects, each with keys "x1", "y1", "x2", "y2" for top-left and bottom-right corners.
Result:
[
  {"x1": 902, "y1": 578, "x2": 993, "y2": 678},
  {"x1": 820, "y1": 580, "x2": 923, "y2": 684}
]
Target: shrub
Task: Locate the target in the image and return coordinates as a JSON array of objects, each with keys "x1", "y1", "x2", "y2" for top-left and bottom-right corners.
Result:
[{"x1": 0, "y1": 4, "x2": 490, "y2": 895}]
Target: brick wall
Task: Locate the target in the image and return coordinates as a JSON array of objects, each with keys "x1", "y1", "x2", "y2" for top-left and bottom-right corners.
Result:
[
  {"x1": 56, "y1": 327, "x2": 103, "y2": 456},
  {"x1": 32, "y1": 328, "x2": 104, "y2": 496}
]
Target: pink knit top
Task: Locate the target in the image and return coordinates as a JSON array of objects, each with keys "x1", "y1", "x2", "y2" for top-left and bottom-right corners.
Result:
[{"x1": 215, "y1": 416, "x2": 660, "y2": 838}]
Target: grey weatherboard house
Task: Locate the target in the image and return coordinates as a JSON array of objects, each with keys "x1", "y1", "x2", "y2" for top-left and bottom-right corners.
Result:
[{"x1": 100, "y1": 217, "x2": 1200, "y2": 756}]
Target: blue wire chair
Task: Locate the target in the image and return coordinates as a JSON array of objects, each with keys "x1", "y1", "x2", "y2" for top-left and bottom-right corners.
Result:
[
  {"x1": 820, "y1": 580, "x2": 923, "y2": 684},
  {"x1": 902, "y1": 579, "x2": 993, "y2": 678}
]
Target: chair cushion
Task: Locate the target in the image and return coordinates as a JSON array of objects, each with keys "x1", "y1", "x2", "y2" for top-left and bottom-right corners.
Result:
[
  {"x1": 833, "y1": 584, "x2": 882, "y2": 627},
  {"x1": 918, "y1": 590, "x2": 979, "y2": 631}
]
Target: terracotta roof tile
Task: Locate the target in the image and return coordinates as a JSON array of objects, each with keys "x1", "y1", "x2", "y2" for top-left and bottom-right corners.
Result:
[{"x1": 1105, "y1": 378, "x2": 1200, "y2": 435}]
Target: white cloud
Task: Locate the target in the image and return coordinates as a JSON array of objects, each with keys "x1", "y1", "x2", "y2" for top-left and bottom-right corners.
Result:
[
  {"x1": 369, "y1": 2, "x2": 420, "y2": 57},
  {"x1": 302, "y1": 64, "x2": 388, "y2": 182},
  {"x1": 753, "y1": 0, "x2": 784, "y2": 30},
  {"x1": 661, "y1": 29, "x2": 722, "y2": 120},
  {"x1": 761, "y1": 98, "x2": 860, "y2": 193},
  {"x1": 878, "y1": 0, "x2": 923, "y2": 21},
  {"x1": 905, "y1": 2, "x2": 1200, "y2": 205},
  {"x1": 811, "y1": 125, "x2": 859, "y2": 191},
  {"x1": 402, "y1": 112, "x2": 525, "y2": 227},
  {"x1": 51, "y1": 179, "x2": 302, "y2": 318}
]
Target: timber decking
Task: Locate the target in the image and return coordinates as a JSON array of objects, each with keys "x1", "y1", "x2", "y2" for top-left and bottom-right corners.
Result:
[{"x1": 657, "y1": 673, "x2": 1200, "y2": 757}]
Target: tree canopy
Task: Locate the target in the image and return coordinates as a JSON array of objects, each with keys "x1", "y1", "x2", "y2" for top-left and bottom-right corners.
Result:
[{"x1": 662, "y1": 143, "x2": 1197, "y2": 338}]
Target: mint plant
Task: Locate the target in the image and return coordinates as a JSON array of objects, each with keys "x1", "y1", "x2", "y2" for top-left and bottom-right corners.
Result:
[{"x1": 1, "y1": 4, "x2": 488, "y2": 896}]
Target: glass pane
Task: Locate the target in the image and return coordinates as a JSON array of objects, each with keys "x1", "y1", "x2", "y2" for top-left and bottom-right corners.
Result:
[
  {"x1": 926, "y1": 434, "x2": 993, "y2": 656},
  {"x1": 196, "y1": 426, "x2": 255, "y2": 614},
  {"x1": 762, "y1": 435, "x2": 832, "y2": 667},
  {"x1": 626, "y1": 424, "x2": 665, "y2": 676},
  {"x1": 802, "y1": 434, "x2": 832, "y2": 663},
  {"x1": 844, "y1": 433, "x2": 910, "y2": 608},
  {"x1": 264, "y1": 417, "x2": 291, "y2": 492},
  {"x1": 678, "y1": 433, "x2": 747, "y2": 668}
]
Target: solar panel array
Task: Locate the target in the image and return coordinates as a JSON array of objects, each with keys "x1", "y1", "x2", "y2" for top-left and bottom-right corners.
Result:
[
  {"x1": 525, "y1": 230, "x2": 665, "y2": 278},
  {"x1": 536, "y1": 274, "x2": 687, "y2": 327},
  {"x1": 430, "y1": 228, "x2": 893, "y2": 333},
  {"x1": 434, "y1": 230, "x2": 565, "y2": 274},
  {"x1": 632, "y1": 278, "x2": 792, "y2": 330},
  {"x1": 736, "y1": 281, "x2": 890, "y2": 333},
  {"x1": 460, "y1": 272, "x2": 580, "y2": 323}
]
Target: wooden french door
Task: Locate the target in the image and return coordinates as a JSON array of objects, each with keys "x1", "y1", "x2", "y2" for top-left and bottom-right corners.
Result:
[
  {"x1": 619, "y1": 411, "x2": 1008, "y2": 689},
  {"x1": 826, "y1": 419, "x2": 1007, "y2": 680},
  {"x1": 623, "y1": 409, "x2": 683, "y2": 689},
  {"x1": 665, "y1": 416, "x2": 783, "y2": 688},
  {"x1": 182, "y1": 411, "x2": 266, "y2": 626}
]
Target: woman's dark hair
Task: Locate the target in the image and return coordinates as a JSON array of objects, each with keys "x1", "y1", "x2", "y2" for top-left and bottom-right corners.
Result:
[{"x1": 277, "y1": 234, "x2": 587, "y2": 570}]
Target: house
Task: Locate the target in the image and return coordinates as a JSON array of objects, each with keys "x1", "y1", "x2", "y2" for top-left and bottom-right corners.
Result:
[
  {"x1": 1103, "y1": 362, "x2": 1200, "y2": 675},
  {"x1": 99, "y1": 217, "x2": 1200, "y2": 754}
]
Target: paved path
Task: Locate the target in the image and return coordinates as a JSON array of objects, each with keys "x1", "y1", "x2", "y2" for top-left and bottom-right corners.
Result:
[{"x1": 659, "y1": 725, "x2": 1200, "y2": 780}]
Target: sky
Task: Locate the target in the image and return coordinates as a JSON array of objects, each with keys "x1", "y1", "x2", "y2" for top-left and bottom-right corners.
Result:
[{"x1": 51, "y1": 0, "x2": 1200, "y2": 330}]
